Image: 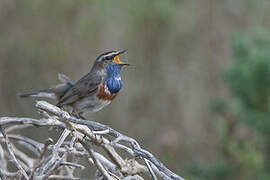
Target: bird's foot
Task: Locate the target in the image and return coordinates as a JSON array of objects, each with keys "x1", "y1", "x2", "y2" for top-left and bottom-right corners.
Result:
[
  {"x1": 79, "y1": 114, "x2": 87, "y2": 120},
  {"x1": 71, "y1": 111, "x2": 86, "y2": 120}
]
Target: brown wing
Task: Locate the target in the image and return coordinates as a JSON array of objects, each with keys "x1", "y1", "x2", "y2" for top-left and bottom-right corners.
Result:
[{"x1": 57, "y1": 72, "x2": 102, "y2": 107}]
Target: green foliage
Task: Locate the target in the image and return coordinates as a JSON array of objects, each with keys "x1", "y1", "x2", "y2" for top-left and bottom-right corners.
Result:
[
  {"x1": 188, "y1": 29, "x2": 270, "y2": 180},
  {"x1": 187, "y1": 159, "x2": 233, "y2": 180},
  {"x1": 226, "y1": 29, "x2": 270, "y2": 134}
]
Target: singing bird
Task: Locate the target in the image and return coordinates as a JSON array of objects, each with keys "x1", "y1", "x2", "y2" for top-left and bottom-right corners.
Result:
[{"x1": 19, "y1": 50, "x2": 129, "y2": 119}]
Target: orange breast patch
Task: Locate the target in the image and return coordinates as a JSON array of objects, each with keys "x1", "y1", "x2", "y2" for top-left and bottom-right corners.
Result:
[{"x1": 97, "y1": 82, "x2": 117, "y2": 101}]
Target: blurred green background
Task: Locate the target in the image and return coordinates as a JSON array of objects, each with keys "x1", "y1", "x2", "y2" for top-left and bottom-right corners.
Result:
[{"x1": 1, "y1": 0, "x2": 270, "y2": 179}]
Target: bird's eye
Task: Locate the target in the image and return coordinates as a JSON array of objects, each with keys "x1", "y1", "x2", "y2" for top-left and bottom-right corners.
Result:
[{"x1": 104, "y1": 56, "x2": 113, "y2": 61}]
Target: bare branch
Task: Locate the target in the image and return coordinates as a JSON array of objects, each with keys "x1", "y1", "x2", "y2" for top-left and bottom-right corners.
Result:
[
  {"x1": 0, "y1": 101, "x2": 185, "y2": 180},
  {"x1": 78, "y1": 139, "x2": 114, "y2": 180},
  {"x1": 36, "y1": 101, "x2": 185, "y2": 180},
  {"x1": 40, "y1": 129, "x2": 70, "y2": 175},
  {"x1": 0, "y1": 127, "x2": 29, "y2": 179}
]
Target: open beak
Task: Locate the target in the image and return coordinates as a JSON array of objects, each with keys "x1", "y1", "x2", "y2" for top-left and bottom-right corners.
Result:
[
  {"x1": 120, "y1": 63, "x2": 130, "y2": 66},
  {"x1": 113, "y1": 49, "x2": 129, "y2": 65}
]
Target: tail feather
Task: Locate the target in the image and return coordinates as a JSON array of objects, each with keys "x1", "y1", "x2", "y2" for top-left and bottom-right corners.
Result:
[
  {"x1": 18, "y1": 92, "x2": 39, "y2": 98},
  {"x1": 19, "y1": 73, "x2": 74, "y2": 100},
  {"x1": 58, "y1": 73, "x2": 74, "y2": 85},
  {"x1": 18, "y1": 91, "x2": 57, "y2": 99}
]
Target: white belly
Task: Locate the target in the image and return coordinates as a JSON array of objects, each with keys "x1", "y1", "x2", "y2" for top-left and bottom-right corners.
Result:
[{"x1": 73, "y1": 95, "x2": 111, "y2": 113}]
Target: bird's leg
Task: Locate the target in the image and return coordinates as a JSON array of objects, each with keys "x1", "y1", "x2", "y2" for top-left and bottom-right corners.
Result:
[
  {"x1": 71, "y1": 110, "x2": 86, "y2": 120},
  {"x1": 78, "y1": 112, "x2": 86, "y2": 120},
  {"x1": 75, "y1": 112, "x2": 88, "y2": 140}
]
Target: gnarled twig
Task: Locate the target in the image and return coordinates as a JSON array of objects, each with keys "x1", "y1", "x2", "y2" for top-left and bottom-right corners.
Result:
[{"x1": 0, "y1": 101, "x2": 185, "y2": 180}]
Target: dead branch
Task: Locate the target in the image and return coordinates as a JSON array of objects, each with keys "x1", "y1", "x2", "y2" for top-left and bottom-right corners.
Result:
[{"x1": 0, "y1": 101, "x2": 185, "y2": 180}]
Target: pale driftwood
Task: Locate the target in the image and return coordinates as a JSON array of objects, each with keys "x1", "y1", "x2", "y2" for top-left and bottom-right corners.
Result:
[{"x1": 0, "y1": 101, "x2": 185, "y2": 180}]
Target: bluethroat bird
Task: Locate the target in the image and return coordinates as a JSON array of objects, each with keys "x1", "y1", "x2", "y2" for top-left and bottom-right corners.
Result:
[{"x1": 19, "y1": 50, "x2": 129, "y2": 119}]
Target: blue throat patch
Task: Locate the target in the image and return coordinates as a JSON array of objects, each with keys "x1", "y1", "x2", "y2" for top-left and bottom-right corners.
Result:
[{"x1": 105, "y1": 63, "x2": 123, "y2": 94}]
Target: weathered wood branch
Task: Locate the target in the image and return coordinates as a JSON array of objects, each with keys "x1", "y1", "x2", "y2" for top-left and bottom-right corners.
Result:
[{"x1": 0, "y1": 101, "x2": 185, "y2": 180}]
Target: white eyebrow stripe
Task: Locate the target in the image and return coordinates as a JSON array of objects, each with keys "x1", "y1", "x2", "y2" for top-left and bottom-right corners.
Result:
[
  {"x1": 100, "y1": 53, "x2": 116, "y2": 61},
  {"x1": 105, "y1": 52, "x2": 117, "y2": 57}
]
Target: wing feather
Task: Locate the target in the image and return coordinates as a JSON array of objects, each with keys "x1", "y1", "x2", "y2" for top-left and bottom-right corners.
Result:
[{"x1": 57, "y1": 72, "x2": 102, "y2": 106}]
